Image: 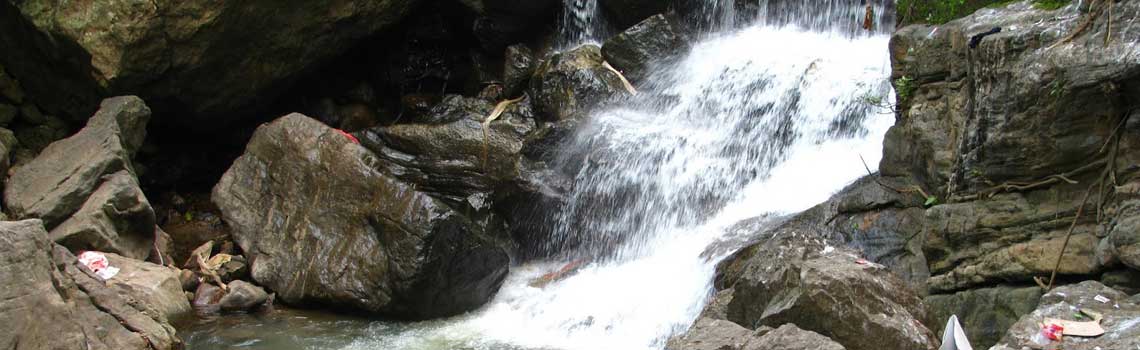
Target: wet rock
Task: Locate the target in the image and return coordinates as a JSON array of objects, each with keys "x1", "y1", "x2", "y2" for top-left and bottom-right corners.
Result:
[
  {"x1": 9, "y1": 0, "x2": 421, "y2": 124},
  {"x1": 218, "y1": 281, "x2": 270, "y2": 312},
  {"x1": 530, "y1": 45, "x2": 628, "y2": 122},
  {"x1": 5, "y1": 96, "x2": 150, "y2": 228},
  {"x1": 990, "y1": 281, "x2": 1140, "y2": 350},
  {"x1": 745, "y1": 324, "x2": 846, "y2": 350},
  {"x1": 193, "y1": 283, "x2": 225, "y2": 312},
  {"x1": 923, "y1": 286, "x2": 1042, "y2": 349},
  {"x1": 361, "y1": 94, "x2": 535, "y2": 200},
  {"x1": 602, "y1": 14, "x2": 690, "y2": 83},
  {"x1": 401, "y1": 94, "x2": 442, "y2": 121},
  {"x1": 503, "y1": 44, "x2": 536, "y2": 97},
  {"x1": 0, "y1": 219, "x2": 180, "y2": 350},
  {"x1": 103, "y1": 253, "x2": 193, "y2": 322},
  {"x1": 50, "y1": 170, "x2": 157, "y2": 260},
  {"x1": 213, "y1": 113, "x2": 510, "y2": 319}
]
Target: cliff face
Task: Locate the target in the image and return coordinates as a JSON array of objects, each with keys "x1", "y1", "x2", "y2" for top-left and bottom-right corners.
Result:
[{"x1": 693, "y1": 2, "x2": 1140, "y2": 349}]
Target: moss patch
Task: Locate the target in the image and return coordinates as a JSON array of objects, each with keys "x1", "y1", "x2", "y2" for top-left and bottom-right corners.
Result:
[{"x1": 898, "y1": 0, "x2": 1071, "y2": 26}]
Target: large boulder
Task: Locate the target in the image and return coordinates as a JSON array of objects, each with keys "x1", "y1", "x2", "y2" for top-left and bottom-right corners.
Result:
[
  {"x1": 5, "y1": 96, "x2": 149, "y2": 228},
  {"x1": 8, "y1": 0, "x2": 421, "y2": 124},
  {"x1": 601, "y1": 14, "x2": 690, "y2": 83},
  {"x1": 0, "y1": 219, "x2": 180, "y2": 350},
  {"x1": 213, "y1": 113, "x2": 510, "y2": 319},
  {"x1": 708, "y1": 195, "x2": 938, "y2": 350},
  {"x1": 360, "y1": 94, "x2": 536, "y2": 201},
  {"x1": 530, "y1": 45, "x2": 628, "y2": 122},
  {"x1": 989, "y1": 281, "x2": 1140, "y2": 350},
  {"x1": 50, "y1": 170, "x2": 157, "y2": 260},
  {"x1": 923, "y1": 286, "x2": 1043, "y2": 349}
]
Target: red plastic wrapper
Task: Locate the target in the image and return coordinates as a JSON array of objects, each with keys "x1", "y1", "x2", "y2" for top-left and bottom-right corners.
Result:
[{"x1": 1041, "y1": 323, "x2": 1064, "y2": 341}]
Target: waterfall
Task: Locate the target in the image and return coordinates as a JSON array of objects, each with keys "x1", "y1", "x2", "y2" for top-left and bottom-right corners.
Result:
[
  {"x1": 335, "y1": 2, "x2": 898, "y2": 350},
  {"x1": 557, "y1": 0, "x2": 606, "y2": 48}
]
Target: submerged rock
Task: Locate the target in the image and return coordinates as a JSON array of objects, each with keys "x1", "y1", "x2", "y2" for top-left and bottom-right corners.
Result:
[
  {"x1": 0, "y1": 219, "x2": 181, "y2": 350},
  {"x1": 213, "y1": 113, "x2": 510, "y2": 319}
]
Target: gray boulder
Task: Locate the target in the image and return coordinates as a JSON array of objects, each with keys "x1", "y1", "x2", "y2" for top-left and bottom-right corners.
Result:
[
  {"x1": 989, "y1": 281, "x2": 1140, "y2": 350},
  {"x1": 50, "y1": 170, "x2": 157, "y2": 260},
  {"x1": 103, "y1": 252, "x2": 193, "y2": 322},
  {"x1": 602, "y1": 14, "x2": 690, "y2": 83},
  {"x1": 530, "y1": 45, "x2": 627, "y2": 122},
  {"x1": 218, "y1": 280, "x2": 270, "y2": 312},
  {"x1": 213, "y1": 113, "x2": 510, "y2": 319},
  {"x1": 0, "y1": 219, "x2": 180, "y2": 350},
  {"x1": 5, "y1": 96, "x2": 149, "y2": 228}
]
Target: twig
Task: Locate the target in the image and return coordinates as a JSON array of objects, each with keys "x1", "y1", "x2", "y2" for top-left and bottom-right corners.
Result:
[
  {"x1": 1046, "y1": 182, "x2": 1095, "y2": 290},
  {"x1": 952, "y1": 159, "x2": 1105, "y2": 202},
  {"x1": 601, "y1": 61, "x2": 638, "y2": 95},
  {"x1": 482, "y1": 96, "x2": 525, "y2": 170}
]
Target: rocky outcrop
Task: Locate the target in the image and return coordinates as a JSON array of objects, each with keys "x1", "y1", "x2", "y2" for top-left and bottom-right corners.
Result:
[
  {"x1": 682, "y1": 185, "x2": 938, "y2": 350},
  {"x1": 5, "y1": 96, "x2": 159, "y2": 260},
  {"x1": 602, "y1": 14, "x2": 690, "y2": 83},
  {"x1": 213, "y1": 113, "x2": 510, "y2": 319},
  {"x1": 530, "y1": 45, "x2": 628, "y2": 122},
  {"x1": 360, "y1": 94, "x2": 536, "y2": 201},
  {"x1": 7, "y1": 0, "x2": 421, "y2": 124},
  {"x1": 0, "y1": 219, "x2": 181, "y2": 350},
  {"x1": 990, "y1": 281, "x2": 1140, "y2": 350}
]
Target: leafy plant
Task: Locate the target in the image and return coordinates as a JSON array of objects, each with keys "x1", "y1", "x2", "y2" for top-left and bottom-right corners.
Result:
[{"x1": 894, "y1": 76, "x2": 916, "y2": 104}]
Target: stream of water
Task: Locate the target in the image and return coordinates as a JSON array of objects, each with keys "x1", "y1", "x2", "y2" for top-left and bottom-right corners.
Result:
[{"x1": 183, "y1": 1, "x2": 897, "y2": 349}]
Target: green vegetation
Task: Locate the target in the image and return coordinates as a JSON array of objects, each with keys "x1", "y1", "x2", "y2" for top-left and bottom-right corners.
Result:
[
  {"x1": 894, "y1": 76, "x2": 916, "y2": 104},
  {"x1": 898, "y1": 0, "x2": 1072, "y2": 25}
]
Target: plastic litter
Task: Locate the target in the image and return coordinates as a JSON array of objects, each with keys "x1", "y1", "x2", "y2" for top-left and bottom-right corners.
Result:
[
  {"x1": 1094, "y1": 294, "x2": 1110, "y2": 303},
  {"x1": 939, "y1": 315, "x2": 973, "y2": 350},
  {"x1": 335, "y1": 129, "x2": 359, "y2": 144},
  {"x1": 1046, "y1": 309, "x2": 1106, "y2": 337},
  {"x1": 77, "y1": 251, "x2": 120, "y2": 280}
]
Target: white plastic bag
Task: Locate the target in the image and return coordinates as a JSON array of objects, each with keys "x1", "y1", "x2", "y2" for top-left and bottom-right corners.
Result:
[
  {"x1": 940, "y1": 315, "x2": 973, "y2": 350},
  {"x1": 77, "y1": 251, "x2": 120, "y2": 280}
]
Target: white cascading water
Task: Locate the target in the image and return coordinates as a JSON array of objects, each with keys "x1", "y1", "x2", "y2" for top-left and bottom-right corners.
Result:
[{"x1": 341, "y1": 1, "x2": 897, "y2": 349}]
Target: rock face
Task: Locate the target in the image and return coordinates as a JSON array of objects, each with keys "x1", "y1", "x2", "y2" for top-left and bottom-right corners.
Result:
[
  {"x1": 8, "y1": 0, "x2": 421, "y2": 124},
  {"x1": 602, "y1": 14, "x2": 690, "y2": 83},
  {"x1": 530, "y1": 45, "x2": 628, "y2": 122},
  {"x1": 923, "y1": 286, "x2": 1042, "y2": 349},
  {"x1": 360, "y1": 94, "x2": 536, "y2": 200},
  {"x1": 990, "y1": 281, "x2": 1140, "y2": 350},
  {"x1": 0, "y1": 220, "x2": 181, "y2": 350},
  {"x1": 213, "y1": 113, "x2": 510, "y2": 319}
]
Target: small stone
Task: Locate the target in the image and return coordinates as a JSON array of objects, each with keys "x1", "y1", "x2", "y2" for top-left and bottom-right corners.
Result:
[{"x1": 218, "y1": 280, "x2": 270, "y2": 312}]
